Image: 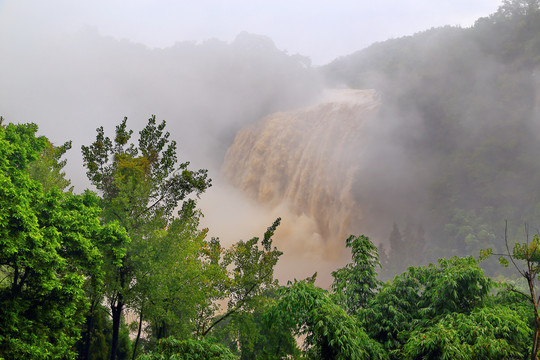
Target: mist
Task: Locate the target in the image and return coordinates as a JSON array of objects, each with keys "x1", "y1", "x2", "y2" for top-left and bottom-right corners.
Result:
[
  {"x1": 2, "y1": 0, "x2": 538, "y2": 285},
  {"x1": 0, "y1": 17, "x2": 329, "y2": 283},
  {"x1": 0, "y1": 26, "x2": 320, "y2": 174}
]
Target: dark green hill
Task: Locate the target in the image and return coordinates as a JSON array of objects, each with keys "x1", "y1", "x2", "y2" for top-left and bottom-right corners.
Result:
[{"x1": 321, "y1": 0, "x2": 540, "y2": 270}]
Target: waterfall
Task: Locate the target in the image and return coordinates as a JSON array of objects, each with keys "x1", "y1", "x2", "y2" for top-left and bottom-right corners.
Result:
[{"x1": 222, "y1": 89, "x2": 381, "y2": 250}]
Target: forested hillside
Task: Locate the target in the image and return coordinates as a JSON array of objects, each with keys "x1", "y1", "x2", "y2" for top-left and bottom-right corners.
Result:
[{"x1": 323, "y1": 0, "x2": 540, "y2": 272}]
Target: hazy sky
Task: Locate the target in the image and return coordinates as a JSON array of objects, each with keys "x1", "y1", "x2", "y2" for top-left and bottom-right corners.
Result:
[{"x1": 2, "y1": 0, "x2": 501, "y2": 65}]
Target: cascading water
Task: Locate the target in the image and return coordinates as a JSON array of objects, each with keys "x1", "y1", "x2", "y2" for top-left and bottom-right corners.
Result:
[{"x1": 222, "y1": 89, "x2": 381, "y2": 254}]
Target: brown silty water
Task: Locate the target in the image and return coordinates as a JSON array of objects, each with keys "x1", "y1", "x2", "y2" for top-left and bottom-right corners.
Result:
[{"x1": 216, "y1": 89, "x2": 381, "y2": 285}]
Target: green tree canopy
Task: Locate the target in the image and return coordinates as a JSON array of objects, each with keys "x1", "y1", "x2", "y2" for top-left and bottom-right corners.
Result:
[
  {"x1": 331, "y1": 235, "x2": 382, "y2": 315},
  {"x1": 27, "y1": 139, "x2": 73, "y2": 192},
  {"x1": 401, "y1": 306, "x2": 530, "y2": 359},
  {"x1": 364, "y1": 257, "x2": 492, "y2": 356},
  {"x1": 266, "y1": 278, "x2": 387, "y2": 360},
  {"x1": 0, "y1": 122, "x2": 127, "y2": 359},
  {"x1": 137, "y1": 337, "x2": 236, "y2": 360},
  {"x1": 81, "y1": 115, "x2": 211, "y2": 360}
]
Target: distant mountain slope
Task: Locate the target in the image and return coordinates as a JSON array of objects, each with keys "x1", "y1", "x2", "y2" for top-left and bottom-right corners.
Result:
[{"x1": 318, "y1": 1, "x2": 540, "y2": 263}]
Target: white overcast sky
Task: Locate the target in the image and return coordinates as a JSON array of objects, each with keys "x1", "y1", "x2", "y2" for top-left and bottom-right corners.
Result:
[{"x1": 1, "y1": 0, "x2": 501, "y2": 65}]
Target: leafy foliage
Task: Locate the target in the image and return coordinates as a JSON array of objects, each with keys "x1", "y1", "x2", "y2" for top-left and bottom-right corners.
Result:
[
  {"x1": 81, "y1": 115, "x2": 211, "y2": 232},
  {"x1": 483, "y1": 223, "x2": 540, "y2": 359},
  {"x1": 332, "y1": 235, "x2": 382, "y2": 315},
  {"x1": 363, "y1": 257, "x2": 492, "y2": 355},
  {"x1": 75, "y1": 304, "x2": 132, "y2": 360},
  {"x1": 27, "y1": 139, "x2": 73, "y2": 192},
  {"x1": 267, "y1": 278, "x2": 387, "y2": 360},
  {"x1": 210, "y1": 292, "x2": 301, "y2": 360},
  {"x1": 137, "y1": 337, "x2": 236, "y2": 360},
  {"x1": 401, "y1": 306, "x2": 531, "y2": 359},
  {"x1": 81, "y1": 115, "x2": 211, "y2": 359},
  {"x1": 135, "y1": 200, "x2": 219, "y2": 342},
  {"x1": 200, "y1": 219, "x2": 283, "y2": 337},
  {"x1": 0, "y1": 123, "x2": 124, "y2": 359}
]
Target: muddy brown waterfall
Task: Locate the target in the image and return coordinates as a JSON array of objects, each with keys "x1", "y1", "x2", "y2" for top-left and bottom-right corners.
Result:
[{"x1": 222, "y1": 89, "x2": 381, "y2": 258}]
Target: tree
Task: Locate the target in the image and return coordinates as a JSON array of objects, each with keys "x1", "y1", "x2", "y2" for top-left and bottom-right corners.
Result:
[
  {"x1": 495, "y1": 0, "x2": 539, "y2": 19},
  {"x1": 137, "y1": 337, "x2": 236, "y2": 360},
  {"x1": 331, "y1": 235, "x2": 382, "y2": 315},
  {"x1": 77, "y1": 219, "x2": 131, "y2": 360},
  {"x1": 265, "y1": 278, "x2": 387, "y2": 360},
  {"x1": 482, "y1": 223, "x2": 540, "y2": 360},
  {"x1": 401, "y1": 306, "x2": 530, "y2": 359},
  {"x1": 210, "y1": 289, "x2": 301, "y2": 360},
  {"x1": 363, "y1": 257, "x2": 492, "y2": 358},
  {"x1": 200, "y1": 218, "x2": 283, "y2": 337},
  {"x1": 81, "y1": 116, "x2": 211, "y2": 360},
  {"x1": 75, "y1": 304, "x2": 133, "y2": 360},
  {"x1": 0, "y1": 122, "x2": 126, "y2": 359},
  {"x1": 81, "y1": 116, "x2": 211, "y2": 232},
  {"x1": 27, "y1": 139, "x2": 73, "y2": 192},
  {"x1": 132, "y1": 199, "x2": 221, "y2": 352}
]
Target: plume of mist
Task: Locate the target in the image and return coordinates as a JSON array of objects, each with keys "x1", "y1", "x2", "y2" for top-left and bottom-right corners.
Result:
[
  {"x1": 0, "y1": 11, "x2": 342, "y2": 284},
  {"x1": 0, "y1": 20, "x2": 321, "y2": 189},
  {"x1": 198, "y1": 180, "x2": 343, "y2": 286}
]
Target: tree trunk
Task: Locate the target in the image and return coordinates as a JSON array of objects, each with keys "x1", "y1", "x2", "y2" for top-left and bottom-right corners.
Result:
[
  {"x1": 155, "y1": 320, "x2": 168, "y2": 340},
  {"x1": 110, "y1": 293, "x2": 124, "y2": 360},
  {"x1": 527, "y1": 275, "x2": 539, "y2": 360},
  {"x1": 131, "y1": 306, "x2": 144, "y2": 360},
  {"x1": 533, "y1": 312, "x2": 540, "y2": 360},
  {"x1": 80, "y1": 300, "x2": 98, "y2": 360}
]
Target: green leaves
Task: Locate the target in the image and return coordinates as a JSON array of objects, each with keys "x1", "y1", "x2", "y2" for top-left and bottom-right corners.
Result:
[
  {"x1": 483, "y1": 223, "x2": 540, "y2": 359},
  {"x1": 81, "y1": 125, "x2": 114, "y2": 189},
  {"x1": 27, "y1": 139, "x2": 72, "y2": 192},
  {"x1": 138, "y1": 337, "x2": 236, "y2": 360},
  {"x1": 0, "y1": 123, "x2": 110, "y2": 359},
  {"x1": 82, "y1": 115, "x2": 211, "y2": 231},
  {"x1": 331, "y1": 235, "x2": 382, "y2": 315},
  {"x1": 363, "y1": 256, "x2": 492, "y2": 356},
  {"x1": 512, "y1": 234, "x2": 540, "y2": 262},
  {"x1": 81, "y1": 116, "x2": 213, "y2": 358},
  {"x1": 201, "y1": 219, "x2": 283, "y2": 338},
  {"x1": 499, "y1": 256, "x2": 510, "y2": 267},
  {"x1": 266, "y1": 279, "x2": 387, "y2": 360},
  {"x1": 401, "y1": 306, "x2": 531, "y2": 359},
  {"x1": 425, "y1": 257, "x2": 492, "y2": 315},
  {"x1": 133, "y1": 204, "x2": 216, "y2": 340},
  {"x1": 478, "y1": 247, "x2": 493, "y2": 262}
]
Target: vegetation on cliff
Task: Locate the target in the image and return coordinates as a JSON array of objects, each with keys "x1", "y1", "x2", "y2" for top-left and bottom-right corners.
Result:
[{"x1": 322, "y1": 0, "x2": 540, "y2": 272}]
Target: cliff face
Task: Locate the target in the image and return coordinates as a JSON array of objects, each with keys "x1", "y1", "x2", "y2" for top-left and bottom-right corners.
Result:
[{"x1": 222, "y1": 89, "x2": 381, "y2": 245}]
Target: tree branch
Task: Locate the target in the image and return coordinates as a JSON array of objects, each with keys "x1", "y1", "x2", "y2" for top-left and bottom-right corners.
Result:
[
  {"x1": 504, "y1": 221, "x2": 527, "y2": 277},
  {"x1": 133, "y1": 193, "x2": 166, "y2": 222},
  {"x1": 507, "y1": 285, "x2": 531, "y2": 302},
  {"x1": 202, "y1": 282, "x2": 258, "y2": 336}
]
